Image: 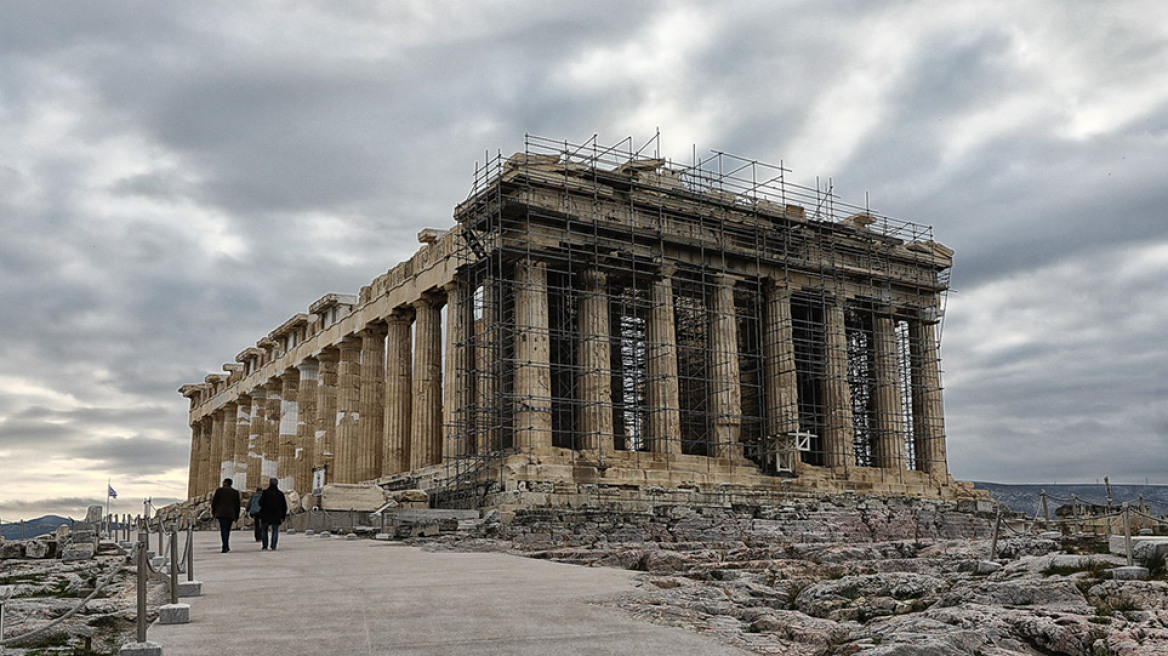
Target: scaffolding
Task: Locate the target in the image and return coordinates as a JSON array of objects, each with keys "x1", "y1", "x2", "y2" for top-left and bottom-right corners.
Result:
[{"x1": 437, "y1": 134, "x2": 951, "y2": 507}]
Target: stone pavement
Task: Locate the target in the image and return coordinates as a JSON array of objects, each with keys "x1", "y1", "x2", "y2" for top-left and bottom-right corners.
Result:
[{"x1": 149, "y1": 530, "x2": 751, "y2": 655}]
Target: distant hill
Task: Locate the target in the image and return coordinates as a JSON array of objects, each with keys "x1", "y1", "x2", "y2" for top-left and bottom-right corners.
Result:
[
  {"x1": 1, "y1": 515, "x2": 74, "y2": 540},
  {"x1": 974, "y1": 482, "x2": 1168, "y2": 517}
]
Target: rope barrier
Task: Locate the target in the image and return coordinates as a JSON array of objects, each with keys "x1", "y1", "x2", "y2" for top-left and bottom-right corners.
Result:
[{"x1": 0, "y1": 557, "x2": 127, "y2": 646}]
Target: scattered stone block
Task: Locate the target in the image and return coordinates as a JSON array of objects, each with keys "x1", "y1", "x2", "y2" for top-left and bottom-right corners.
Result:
[
  {"x1": 85, "y1": 505, "x2": 103, "y2": 524},
  {"x1": 1, "y1": 542, "x2": 24, "y2": 559},
  {"x1": 24, "y1": 540, "x2": 52, "y2": 559},
  {"x1": 374, "y1": 533, "x2": 391, "y2": 541},
  {"x1": 391, "y1": 489, "x2": 428, "y2": 503},
  {"x1": 319, "y1": 531, "x2": 332, "y2": 538},
  {"x1": 177, "y1": 580, "x2": 203, "y2": 597},
  {"x1": 158, "y1": 602, "x2": 191, "y2": 624},
  {"x1": 151, "y1": 556, "x2": 167, "y2": 569},
  {"x1": 1113, "y1": 565, "x2": 1150, "y2": 581},
  {"x1": 320, "y1": 484, "x2": 387, "y2": 512},
  {"x1": 61, "y1": 544, "x2": 95, "y2": 562},
  {"x1": 118, "y1": 641, "x2": 163, "y2": 656},
  {"x1": 304, "y1": 529, "x2": 315, "y2": 536},
  {"x1": 346, "y1": 533, "x2": 358, "y2": 541},
  {"x1": 974, "y1": 560, "x2": 1002, "y2": 574},
  {"x1": 1037, "y1": 531, "x2": 1062, "y2": 540},
  {"x1": 72, "y1": 529, "x2": 97, "y2": 543}
]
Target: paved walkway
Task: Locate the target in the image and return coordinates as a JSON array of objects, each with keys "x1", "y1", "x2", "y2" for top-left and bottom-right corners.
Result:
[{"x1": 149, "y1": 530, "x2": 750, "y2": 655}]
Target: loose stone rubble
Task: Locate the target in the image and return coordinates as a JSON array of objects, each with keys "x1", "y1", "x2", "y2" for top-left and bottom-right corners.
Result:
[{"x1": 413, "y1": 500, "x2": 1168, "y2": 656}]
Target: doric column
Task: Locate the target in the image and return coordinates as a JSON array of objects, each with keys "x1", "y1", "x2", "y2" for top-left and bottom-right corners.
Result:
[
  {"x1": 207, "y1": 409, "x2": 226, "y2": 493},
  {"x1": 443, "y1": 281, "x2": 467, "y2": 461},
  {"x1": 247, "y1": 388, "x2": 267, "y2": 491},
  {"x1": 187, "y1": 422, "x2": 202, "y2": 498},
  {"x1": 295, "y1": 359, "x2": 319, "y2": 494},
  {"x1": 474, "y1": 279, "x2": 499, "y2": 454},
  {"x1": 333, "y1": 337, "x2": 363, "y2": 483},
  {"x1": 411, "y1": 295, "x2": 444, "y2": 469},
  {"x1": 823, "y1": 299, "x2": 854, "y2": 473},
  {"x1": 232, "y1": 396, "x2": 252, "y2": 489},
  {"x1": 261, "y1": 379, "x2": 283, "y2": 481},
  {"x1": 313, "y1": 348, "x2": 340, "y2": 484},
  {"x1": 708, "y1": 274, "x2": 741, "y2": 459},
  {"x1": 512, "y1": 260, "x2": 552, "y2": 453},
  {"x1": 910, "y1": 318, "x2": 948, "y2": 479},
  {"x1": 383, "y1": 309, "x2": 414, "y2": 475},
  {"x1": 646, "y1": 268, "x2": 681, "y2": 455},
  {"x1": 577, "y1": 269, "x2": 613, "y2": 455},
  {"x1": 277, "y1": 369, "x2": 300, "y2": 490},
  {"x1": 763, "y1": 281, "x2": 800, "y2": 473},
  {"x1": 358, "y1": 324, "x2": 387, "y2": 481},
  {"x1": 872, "y1": 312, "x2": 906, "y2": 470},
  {"x1": 219, "y1": 402, "x2": 238, "y2": 484}
]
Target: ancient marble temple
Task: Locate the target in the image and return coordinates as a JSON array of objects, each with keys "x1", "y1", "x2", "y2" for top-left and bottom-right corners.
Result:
[{"x1": 181, "y1": 135, "x2": 976, "y2": 508}]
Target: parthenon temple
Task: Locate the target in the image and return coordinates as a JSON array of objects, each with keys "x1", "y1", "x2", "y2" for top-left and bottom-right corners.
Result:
[{"x1": 181, "y1": 134, "x2": 976, "y2": 509}]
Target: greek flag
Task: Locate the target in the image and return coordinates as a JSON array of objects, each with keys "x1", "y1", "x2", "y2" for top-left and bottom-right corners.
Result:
[{"x1": 108, "y1": 485, "x2": 118, "y2": 499}]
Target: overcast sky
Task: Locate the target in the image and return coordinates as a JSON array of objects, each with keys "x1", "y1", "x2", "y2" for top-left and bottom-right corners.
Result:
[{"x1": 2, "y1": 1, "x2": 1166, "y2": 521}]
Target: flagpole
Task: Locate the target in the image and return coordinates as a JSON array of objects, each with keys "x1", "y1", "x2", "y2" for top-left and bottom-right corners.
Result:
[{"x1": 105, "y1": 478, "x2": 112, "y2": 538}]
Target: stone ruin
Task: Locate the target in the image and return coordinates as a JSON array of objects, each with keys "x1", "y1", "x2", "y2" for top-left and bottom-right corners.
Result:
[{"x1": 180, "y1": 134, "x2": 983, "y2": 512}]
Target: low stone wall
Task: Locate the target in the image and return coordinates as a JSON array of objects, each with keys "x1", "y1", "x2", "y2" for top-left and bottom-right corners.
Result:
[{"x1": 485, "y1": 497, "x2": 995, "y2": 549}]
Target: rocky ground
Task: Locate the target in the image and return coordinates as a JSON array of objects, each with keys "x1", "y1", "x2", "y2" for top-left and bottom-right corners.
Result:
[
  {"x1": 0, "y1": 550, "x2": 159, "y2": 655},
  {"x1": 411, "y1": 504, "x2": 1168, "y2": 656}
]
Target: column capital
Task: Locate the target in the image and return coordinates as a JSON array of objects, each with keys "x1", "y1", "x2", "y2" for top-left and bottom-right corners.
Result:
[
  {"x1": 388, "y1": 306, "x2": 416, "y2": 324},
  {"x1": 411, "y1": 293, "x2": 445, "y2": 311},
  {"x1": 296, "y1": 357, "x2": 319, "y2": 372},
  {"x1": 315, "y1": 346, "x2": 340, "y2": 364},
  {"x1": 579, "y1": 268, "x2": 607, "y2": 289},
  {"x1": 358, "y1": 322, "x2": 388, "y2": 339}
]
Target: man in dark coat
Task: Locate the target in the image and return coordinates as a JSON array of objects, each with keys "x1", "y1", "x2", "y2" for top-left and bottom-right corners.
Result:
[
  {"x1": 258, "y1": 477, "x2": 288, "y2": 551},
  {"x1": 210, "y1": 478, "x2": 241, "y2": 553}
]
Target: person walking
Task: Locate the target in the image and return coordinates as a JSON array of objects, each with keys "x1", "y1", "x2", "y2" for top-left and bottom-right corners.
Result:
[
  {"x1": 248, "y1": 486, "x2": 263, "y2": 543},
  {"x1": 258, "y1": 477, "x2": 288, "y2": 551},
  {"x1": 210, "y1": 478, "x2": 241, "y2": 553}
]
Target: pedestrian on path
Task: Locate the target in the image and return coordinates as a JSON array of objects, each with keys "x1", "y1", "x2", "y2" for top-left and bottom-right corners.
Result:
[
  {"x1": 248, "y1": 486, "x2": 263, "y2": 543},
  {"x1": 210, "y1": 478, "x2": 241, "y2": 553},
  {"x1": 258, "y1": 477, "x2": 288, "y2": 551}
]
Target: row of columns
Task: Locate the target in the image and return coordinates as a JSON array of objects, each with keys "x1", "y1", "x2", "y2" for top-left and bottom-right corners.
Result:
[
  {"x1": 188, "y1": 259, "x2": 948, "y2": 498},
  {"x1": 497, "y1": 260, "x2": 946, "y2": 477},
  {"x1": 187, "y1": 288, "x2": 454, "y2": 498}
]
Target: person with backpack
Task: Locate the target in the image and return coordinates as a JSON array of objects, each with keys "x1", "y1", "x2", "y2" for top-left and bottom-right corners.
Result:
[{"x1": 257, "y1": 478, "x2": 288, "y2": 551}]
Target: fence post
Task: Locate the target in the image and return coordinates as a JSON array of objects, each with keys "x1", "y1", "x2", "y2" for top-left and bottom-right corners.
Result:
[
  {"x1": 169, "y1": 528, "x2": 179, "y2": 604},
  {"x1": 1123, "y1": 502, "x2": 1134, "y2": 567},
  {"x1": 1041, "y1": 490, "x2": 1049, "y2": 524},
  {"x1": 989, "y1": 509, "x2": 1002, "y2": 560},
  {"x1": 136, "y1": 530, "x2": 148, "y2": 643},
  {"x1": 186, "y1": 526, "x2": 195, "y2": 582}
]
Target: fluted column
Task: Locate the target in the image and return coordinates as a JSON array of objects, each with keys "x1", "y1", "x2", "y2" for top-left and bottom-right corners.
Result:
[
  {"x1": 475, "y1": 280, "x2": 499, "y2": 454},
  {"x1": 207, "y1": 409, "x2": 226, "y2": 492},
  {"x1": 261, "y1": 379, "x2": 283, "y2": 481},
  {"x1": 709, "y1": 275, "x2": 741, "y2": 459},
  {"x1": 277, "y1": 369, "x2": 300, "y2": 490},
  {"x1": 910, "y1": 318, "x2": 948, "y2": 479},
  {"x1": 443, "y1": 281, "x2": 466, "y2": 461},
  {"x1": 187, "y1": 422, "x2": 202, "y2": 498},
  {"x1": 872, "y1": 313, "x2": 905, "y2": 470},
  {"x1": 577, "y1": 269, "x2": 613, "y2": 455},
  {"x1": 333, "y1": 337, "x2": 363, "y2": 483},
  {"x1": 383, "y1": 310, "x2": 414, "y2": 475},
  {"x1": 411, "y1": 295, "x2": 444, "y2": 469},
  {"x1": 220, "y1": 402, "x2": 238, "y2": 484},
  {"x1": 232, "y1": 396, "x2": 252, "y2": 489},
  {"x1": 247, "y1": 388, "x2": 266, "y2": 491},
  {"x1": 647, "y1": 269, "x2": 681, "y2": 455},
  {"x1": 314, "y1": 348, "x2": 340, "y2": 484},
  {"x1": 358, "y1": 324, "x2": 387, "y2": 481},
  {"x1": 763, "y1": 281, "x2": 800, "y2": 473},
  {"x1": 513, "y1": 260, "x2": 552, "y2": 453},
  {"x1": 295, "y1": 359, "x2": 318, "y2": 494},
  {"x1": 823, "y1": 299, "x2": 854, "y2": 473}
]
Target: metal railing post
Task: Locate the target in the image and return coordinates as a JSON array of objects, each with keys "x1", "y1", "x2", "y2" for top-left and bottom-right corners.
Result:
[
  {"x1": 1123, "y1": 502, "x2": 1134, "y2": 567},
  {"x1": 169, "y1": 528, "x2": 179, "y2": 604},
  {"x1": 186, "y1": 526, "x2": 195, "y2": 582},
  {"x1": 135, "y1": 530, "x2": 148, "y2": 643},
  {"x1": 989, "y1": 509, "x2": 1002, "y2": 560}
]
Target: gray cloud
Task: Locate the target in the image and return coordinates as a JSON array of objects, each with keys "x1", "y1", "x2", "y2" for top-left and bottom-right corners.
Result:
[{"x1": 1, "y1": 1, "x2": 1167, "y2": 517}]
